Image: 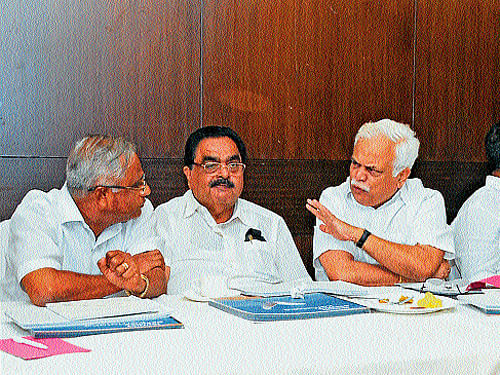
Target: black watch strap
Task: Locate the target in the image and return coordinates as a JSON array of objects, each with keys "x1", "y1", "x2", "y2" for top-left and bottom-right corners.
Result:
[{"x1": 355, "y1": 229, "x2": 371, "y2": 249}]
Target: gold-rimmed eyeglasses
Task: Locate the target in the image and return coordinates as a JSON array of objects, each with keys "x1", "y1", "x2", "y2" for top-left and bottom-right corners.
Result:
[
  {"x1": 87, "y1": 179, "x2": 148, "y2": 193},
  {"x1": 193, "y1": 161, "x2": 246, "y2": 175}
]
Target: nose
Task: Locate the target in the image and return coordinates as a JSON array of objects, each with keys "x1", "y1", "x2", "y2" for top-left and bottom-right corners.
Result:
[
  {"x1": 218, "y1": 163, "x2": 230, "y2": 179},
  {"x1": 353, "y1": 166, "x2": 368, "y2": 182},
  {"x1": 141, "y1": 182, "x2": 151, "y2": 197}
]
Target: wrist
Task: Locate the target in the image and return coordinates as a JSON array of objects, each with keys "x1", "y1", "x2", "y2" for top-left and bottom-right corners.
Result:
[
  {"x1": 126, "y1": 274, "x2": 150, "y2": 298},
  {"x1": 355, "y1": 229, "x2": 371, "y2": 249},
  {"x1": 350, "y1": 227, "x2": 365, "y2": 243}
]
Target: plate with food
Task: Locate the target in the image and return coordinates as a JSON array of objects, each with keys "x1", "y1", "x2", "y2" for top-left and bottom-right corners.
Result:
[{"x1": 349, "y1": 292, "x2": 457, "y2": 314}]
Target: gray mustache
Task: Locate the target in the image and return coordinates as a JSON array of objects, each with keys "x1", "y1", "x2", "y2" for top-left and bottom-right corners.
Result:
[{"x1": 210, "y1": 178, "x2": 235, "y2": 188}]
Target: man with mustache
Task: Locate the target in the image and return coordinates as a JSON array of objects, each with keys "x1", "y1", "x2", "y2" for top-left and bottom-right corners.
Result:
[
  {"x1": 154, "y1": 126, "x2": 310, "y2": 295},
  {"x1": 5, "y1": 135, "x2": 167, "y2": 305},
  {"x1": 307, "y1": 119, "x2": 454, "y2": 286}
]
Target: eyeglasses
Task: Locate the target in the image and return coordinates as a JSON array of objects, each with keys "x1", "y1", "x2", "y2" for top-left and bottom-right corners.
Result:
[
  {"x1": 87, "y1": 179, "x2": 148, "y2": 193},
  {"x1": 193, "y1": 161, "x2": 246, "y2": 175}
]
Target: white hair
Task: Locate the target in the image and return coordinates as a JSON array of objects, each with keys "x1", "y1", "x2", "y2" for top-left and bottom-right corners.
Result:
[
  {"x1": 354, "y1": 119, "x2": 420, "y2": 176},
  {"x1": 66, "y1": 135, "x2": 136, "y2": 197}
]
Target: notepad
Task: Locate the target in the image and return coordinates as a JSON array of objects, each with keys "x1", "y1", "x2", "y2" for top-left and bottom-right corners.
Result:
[{"x1": 46, "y1": 296, "x2": 160, "y2": 320}]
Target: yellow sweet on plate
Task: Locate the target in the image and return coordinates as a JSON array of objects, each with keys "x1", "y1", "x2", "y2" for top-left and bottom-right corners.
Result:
[{"x1": 417, "y1": 292, "x2": 442, "y2": 308}]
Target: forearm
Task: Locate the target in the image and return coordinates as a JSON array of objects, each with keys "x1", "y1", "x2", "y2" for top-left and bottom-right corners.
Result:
[
  {"x1": 22, "y1": 268, "x2": 120, "y2": 306},
  {"x1": 361, "y1": 234, "x2": 444, "y2": 281},
  {"x1": 319, "y1": 251, "x2": 401, "y2": 286}
]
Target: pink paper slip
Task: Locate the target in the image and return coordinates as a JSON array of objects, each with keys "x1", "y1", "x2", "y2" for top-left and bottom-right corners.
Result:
[
  {"x1": 482, "y1": 275, "x2": 500, "y2": 288},
  {"x1": 0, "y1": 336, "x2": 90, "y2": 360},
  {"x1": 467, "y1": 275, "x2": 500, "y2": 291}
]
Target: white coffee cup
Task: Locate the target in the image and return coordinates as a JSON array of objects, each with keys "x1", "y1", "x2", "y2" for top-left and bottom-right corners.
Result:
[{"x1": 198, "y1": 275, "x2": 235, "y2": 298}]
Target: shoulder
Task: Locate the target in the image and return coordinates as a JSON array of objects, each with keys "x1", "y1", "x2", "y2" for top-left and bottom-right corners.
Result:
[
  {"x1": 319, "y1": 180, "x2": 349, "y2": 205},
  {"x1": 455, "y1": 184, "x2": 498, "y2": 219},
  {"x1": 12, "y1": 188, "x2": 61, "y2": 219},
  {"x1": 402, "y1": 178, "x2": 445, "y2": 205},
  {"x1": 154, "y1": 193, "x2": 188, "y2": 216},
  {"x1": 238, "y1": 198, "x2": 283, "y2": 223}
]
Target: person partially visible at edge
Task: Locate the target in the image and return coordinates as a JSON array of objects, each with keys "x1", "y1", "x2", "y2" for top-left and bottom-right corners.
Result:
[
  {"x1": 307, "y1": 119, "x2": 454, "y2": 286},
  {"x1": 452, "y1": 121, "x2": 500, "y2": 281},
  {"x1": 153, "y1": 125, "x2": 311, "y2": 295},
  {"x1": 5, "y1": 135, "x2": 168, "y2": 306}
]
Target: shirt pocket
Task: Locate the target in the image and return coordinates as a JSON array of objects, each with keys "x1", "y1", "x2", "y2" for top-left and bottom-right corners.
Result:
[{"x1": 241, "y1": 241, "x2": 280, "y2": 281}]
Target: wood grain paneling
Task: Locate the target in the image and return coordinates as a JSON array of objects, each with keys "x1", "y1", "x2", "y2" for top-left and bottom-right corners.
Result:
[
  {"x1": 203, "y1": 0, "x2": 415, "y2": 159},
  {"x1": 0, "y1": 0, "x2": 201, "y2": 158},
  {"x1": 414, "y1": 0, "x2": 500, "y2": 161}
]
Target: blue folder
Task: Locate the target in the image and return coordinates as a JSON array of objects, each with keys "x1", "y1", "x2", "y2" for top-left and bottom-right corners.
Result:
[{"x1": 208, "y1": 293, "x2": 370, "y2": 322}]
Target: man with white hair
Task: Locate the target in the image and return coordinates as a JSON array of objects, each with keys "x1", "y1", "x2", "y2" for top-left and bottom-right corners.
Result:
[
  {"x1": 307, "y1": 119, "x2": 454, "y2": 285},
  {"x1": 5, "y1": 135, "x2": 168, "y2": 305}
]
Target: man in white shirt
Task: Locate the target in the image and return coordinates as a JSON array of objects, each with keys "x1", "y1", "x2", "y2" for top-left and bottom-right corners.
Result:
[
  {"x1": 6, "y1": 135, "x2": 167, "y2": 305},
  {"x1": 307, "y1": 119, "x2": 454, "y2": 285},
  {"x1": 154, "y1": 126, "x2": 310, "y2": 295},
  {"x1": 452, "y1": 121, "x2": 500, "y2": 281}
]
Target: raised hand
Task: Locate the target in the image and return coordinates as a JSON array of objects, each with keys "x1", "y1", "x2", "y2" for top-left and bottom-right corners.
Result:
[{"x1": 306, "y1": 199, "x2": 356, "y2": 242}]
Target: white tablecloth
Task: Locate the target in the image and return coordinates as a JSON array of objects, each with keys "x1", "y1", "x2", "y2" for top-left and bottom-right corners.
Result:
[{"x1": 1, "y1": 292, "x2": 499, "y2": 375}]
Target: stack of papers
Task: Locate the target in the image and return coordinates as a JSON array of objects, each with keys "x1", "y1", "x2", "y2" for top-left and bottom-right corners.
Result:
[
  {"x1": 46, "y1": 296, "x2": 160, "y2": 320},
  {"x1": 457, "y1": 290, "x2": 500, "y2": 314},
  {"x1": 5, "y1": 296, "x2": 183, "y2": 337}
]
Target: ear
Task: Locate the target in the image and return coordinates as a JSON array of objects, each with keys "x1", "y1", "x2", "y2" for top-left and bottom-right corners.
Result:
[
  {"x1": 93, "y1": 187, "x2": 111, "y2": 210},
  {"x1": 396, "y1": 168, "x2": 411, "y2": 188},
  {"x1": 183, "y1": 166, "x2": 193, "y2": 188}
]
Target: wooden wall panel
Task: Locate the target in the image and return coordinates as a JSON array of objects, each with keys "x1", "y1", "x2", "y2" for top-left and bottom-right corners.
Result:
[
  {"x1": 0, "y1": 0, "x2": 201, "y2": 158},
  {"x1": 203, "y1": 0, "x2": 415, "y2": 160},
  {"x1": 414, "y1": 0, "x2": 500, "y2": 162}
]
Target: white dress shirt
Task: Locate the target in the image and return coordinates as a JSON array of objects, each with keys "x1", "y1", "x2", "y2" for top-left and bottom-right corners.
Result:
[
  {"x1": 154, "y1": 190, "x2": 311, "y2": 295},
  {"x1": 313, "y1": 178, "x2": 455, "y2": 281},
  {"x1": 5, "y1": 184, "x2": 157, "y2": 301},
  {"x1": 452, "y1": 175, "x2": 500, "y2": 281}
]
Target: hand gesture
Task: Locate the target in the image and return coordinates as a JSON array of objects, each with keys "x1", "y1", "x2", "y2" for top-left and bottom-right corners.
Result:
[
  {"x1": 306, "y1": 199, "x2": 355, "y2": 242},
  {"x1": 98, "y1": 250, "x2": 146, "y2": 294}
]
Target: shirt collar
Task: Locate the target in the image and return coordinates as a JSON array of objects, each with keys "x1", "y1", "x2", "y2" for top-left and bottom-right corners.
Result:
[
  {"x1": 486, "y1": 175, "x2": 500, "y2": 190},
  {"x1": 57, "y1": 183, "x2": 87, "y2": 225},
  {"x1": 183, "y1": 190, "x2": 249, "y2": 226}
]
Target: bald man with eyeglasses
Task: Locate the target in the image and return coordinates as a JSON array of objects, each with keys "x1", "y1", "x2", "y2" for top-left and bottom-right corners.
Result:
[
  {"x1": 5, "y1": 135, "x2": 167, "y2": 305},
  {"x1": 153, "y1": 126, "x2": 310, "y2": 295}
]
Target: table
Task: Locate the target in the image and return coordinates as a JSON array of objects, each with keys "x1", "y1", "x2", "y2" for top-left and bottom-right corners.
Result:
[{"x1": 1, "y1": 291, "x2": 499, "y2": 374}]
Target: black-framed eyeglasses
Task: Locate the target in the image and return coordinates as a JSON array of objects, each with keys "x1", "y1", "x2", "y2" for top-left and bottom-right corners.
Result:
[
  {"x1": 87, "y1": 179, "x2": 148, "y2": 193},
  {"x1": 192, "y1": 161, "x2": 246, "y2": 175}
]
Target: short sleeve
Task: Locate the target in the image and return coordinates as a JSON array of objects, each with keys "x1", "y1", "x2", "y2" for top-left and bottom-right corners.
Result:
[
  {"x1": 8, "y1": 191, "x2": 63, "y2": 283},
  {"x1": 411, "y1": 191, "x2": 454, "y2": 259}
]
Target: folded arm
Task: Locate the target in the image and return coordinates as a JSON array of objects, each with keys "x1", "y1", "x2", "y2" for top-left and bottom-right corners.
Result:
[
  {"x1": 21, "y1": 268, "x2": 121, "y2": 306},
  {"x1": 22, "y1": 249, "x2": 168, "y2": 306},
  {"x1": 307, "y1": 199, "x2": 449, "y2": 284}
]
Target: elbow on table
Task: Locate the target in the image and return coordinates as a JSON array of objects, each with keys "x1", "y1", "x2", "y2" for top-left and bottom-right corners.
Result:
[
  {"x1": 410, "y1": 253, "x2": 446, "y2": 282},
  {"x1": 21, "y1": 270, "x2": 60, "y2": 307},
  {"x1": 25, "y1": 286, "x2": 57, "y2": 307}
]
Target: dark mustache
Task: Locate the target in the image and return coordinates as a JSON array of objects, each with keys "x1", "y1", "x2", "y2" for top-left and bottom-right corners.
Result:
[{"x1": 210, "y1": 178, "x2": 235, "y2": 188}]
